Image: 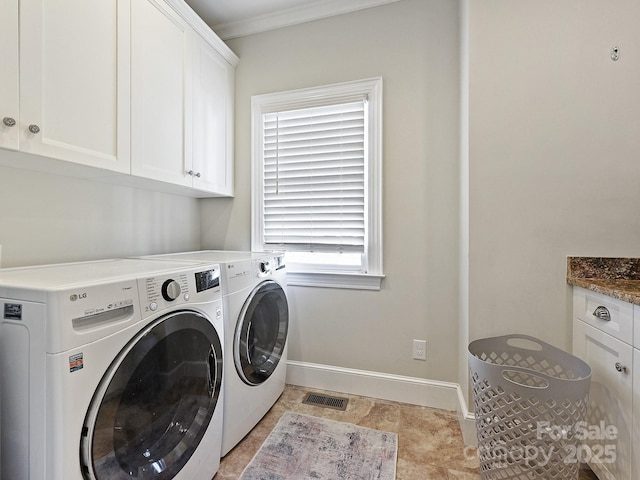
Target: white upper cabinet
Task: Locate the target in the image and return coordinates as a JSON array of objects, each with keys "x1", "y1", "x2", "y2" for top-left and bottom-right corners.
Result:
[
  {"x1": 0, "y1": 0, "x2": 19, "y2": 150},
  {"x1": 1, "y1": 0, "x2": 237, "y2": 197},
  {"x1": 17, "y1": 0, "x2": 131, "y2": 172},
  {"x1": 191, "y1": 35, "x2": 234, "y2": 196},
  {"x1": 131, "y1": 0, "x2": 237, "y2": 196},
  {"x1": 131, "y1": 0, "x2": 192, "y2": 187}
]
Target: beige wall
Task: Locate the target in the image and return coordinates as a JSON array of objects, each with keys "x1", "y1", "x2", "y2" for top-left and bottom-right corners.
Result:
[
  {"x1": 466, "y1": 0, "x2": 640, "y2": 354},
  {"x1": 0, "y1": 163, "x2": 201, "y2": 268},
  {"x1": 201, "y1": 0, "x2": 462, "y2": 381},
  {"x1": 5, "y1": 0, "x2": 633, "y2": 401}
]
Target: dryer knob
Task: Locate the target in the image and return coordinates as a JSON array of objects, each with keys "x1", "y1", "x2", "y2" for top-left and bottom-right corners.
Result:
[
  {"x1": 259, "y1": 262, "x2": 269, "y2": 274},
  {"x1": 161, "y1": 279, "x2": 181, "y2": 301}
]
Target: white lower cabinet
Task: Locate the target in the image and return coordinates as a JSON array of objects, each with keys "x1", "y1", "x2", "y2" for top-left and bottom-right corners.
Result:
[
  {"x1": 573, "y1": 319, "x2": 632, "y2": 479},
  {"x1": 573, "y1": 287, "x2": 635, "y2": 480},
  {"x1": 633, "y1": 349, "x2": 640, "y2": 480}
]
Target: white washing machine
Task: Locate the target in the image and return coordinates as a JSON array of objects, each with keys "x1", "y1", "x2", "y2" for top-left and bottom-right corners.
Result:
[
  {"x1": 0, "y1": 258, "x2": 225, "y2": 480},
  {"x1": 138, "y1": 251, "x2": 288, "y2": 456}
]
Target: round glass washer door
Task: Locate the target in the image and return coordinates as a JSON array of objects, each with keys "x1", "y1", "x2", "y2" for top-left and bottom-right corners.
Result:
[
  {"x1": 80, "y1": 310, "x2": 222, "y2": 480},
  {"x1": 234, "y1": 280, "x2": 289, "y2": 386}
]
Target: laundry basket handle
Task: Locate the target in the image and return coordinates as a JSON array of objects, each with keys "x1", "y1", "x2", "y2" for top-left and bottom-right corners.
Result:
[
  {"x1": 500, "y1": 365, "x2": 550, "y2": 390},
  {"x1": 469, "y1": 334, "x2": 592, "y2": 401},
  {"x1": 503, "y1": 334, "x2": 545, "y2": 351}
]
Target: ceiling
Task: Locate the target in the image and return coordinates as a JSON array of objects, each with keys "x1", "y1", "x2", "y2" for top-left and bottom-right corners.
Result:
[
  {"x1": 185, "y1": 0, "x2": 402, "y2": 39},
  {"x1": 185, "y1": 0, "x2": 322, "y2": 27}
]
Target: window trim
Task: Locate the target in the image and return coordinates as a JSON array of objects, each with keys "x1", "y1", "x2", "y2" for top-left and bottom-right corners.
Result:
[{"x1": 251, "y1": 78, "x2": 384, "y2": 290}]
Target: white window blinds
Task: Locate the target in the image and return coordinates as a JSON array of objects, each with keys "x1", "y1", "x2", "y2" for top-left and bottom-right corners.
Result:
[{"x1": 262, "y1": 100, "x2": 366, "y2": 253}]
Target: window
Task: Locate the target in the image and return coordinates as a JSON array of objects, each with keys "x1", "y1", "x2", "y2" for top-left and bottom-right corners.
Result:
[{"x1": 251, "y1": 78, "x2": 383, "y2": 290}]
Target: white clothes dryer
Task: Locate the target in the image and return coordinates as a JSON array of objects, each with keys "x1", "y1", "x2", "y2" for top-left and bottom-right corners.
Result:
[
  {"x1": 0, "y1": 259, "x2": 225, "y2": 480},
  {"x1": 137, "y1": 251, "x2": 288, "y2": 456}
]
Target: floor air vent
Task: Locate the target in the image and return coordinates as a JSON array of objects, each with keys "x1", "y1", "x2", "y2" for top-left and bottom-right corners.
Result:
[{"x1": 302, "y1": 392, "x2": 349, "y2": 411}]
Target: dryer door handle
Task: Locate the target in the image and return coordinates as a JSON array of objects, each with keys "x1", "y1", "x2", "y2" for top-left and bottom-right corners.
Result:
[{"x1": 207, "y1": 345, "x2": 216, "y2": 398}]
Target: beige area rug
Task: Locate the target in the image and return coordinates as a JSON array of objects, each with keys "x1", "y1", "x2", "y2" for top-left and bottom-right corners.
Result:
[{"x1": 240, "y1": 412, "x2": 397, "y2": 480}]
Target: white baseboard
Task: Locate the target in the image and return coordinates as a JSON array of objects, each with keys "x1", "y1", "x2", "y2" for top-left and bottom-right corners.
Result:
[
  {"x1": 456, "y1": 385, "x2": 478, "y2": 447},
  {"x1": 286, "y1": 360, "x2": 461, "y2": 413},
  {"x1": 286, "y1": 360, "x2": 478, "y2": 445}
]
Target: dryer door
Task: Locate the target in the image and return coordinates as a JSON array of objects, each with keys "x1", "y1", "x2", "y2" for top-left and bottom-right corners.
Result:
[
  {"x1": 80, "y1": 311, "x2": 222, "y2": 480},
  {"x1": 234, "y1": 280, "x2": 289, "y2": 386}
]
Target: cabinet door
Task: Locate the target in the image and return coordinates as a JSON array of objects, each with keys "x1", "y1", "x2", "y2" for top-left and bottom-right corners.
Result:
[
  {"x1": 633, "y1": 349, "x2": 640, "y2": 480},
  {"x1": 19, "y1": 0, "x2": 130, "y2": 172},
  {"x1": 191, "y1": 36, "x2": 234, "y2": 196},
  {"x1": 131, "y1": 0, "x2": 192, "y2": 187},
  {"x1": 573, "y1": 320, "x2": 632, "y2": 480},
  {"x1": 0, "y1": 0, "x2": 19, "y2": 150}
]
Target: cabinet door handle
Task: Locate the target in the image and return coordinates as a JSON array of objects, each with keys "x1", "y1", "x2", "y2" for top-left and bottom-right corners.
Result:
[
  {"x1": 615, "y1": 362, "x2": 627, "y2": 373},
  {"x1": 593, "y1": 306, "x2": 611, "y2": 321},
  {"x1": 187, "y1": 170, "x2": 201, "y2": 178},
  {"x1": 2, "y1": 117, "x2": 16, "y2": 127},
  {"x1": 28, "y1": 124, "x2": 40, "y2": 134}
]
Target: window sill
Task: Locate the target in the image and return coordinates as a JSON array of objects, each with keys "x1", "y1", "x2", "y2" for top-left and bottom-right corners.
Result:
[{"x1": 286, "y1": 270, "x2": 385, "y2": 290}]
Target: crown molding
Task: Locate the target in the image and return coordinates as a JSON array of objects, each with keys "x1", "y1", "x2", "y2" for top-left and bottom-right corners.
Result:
[
  {"x1": 166, "y1": 0, "x2": 239, "y2": 65},
  {"x1": 213, "y1": 0, "x2": 403, "y2": 40}
]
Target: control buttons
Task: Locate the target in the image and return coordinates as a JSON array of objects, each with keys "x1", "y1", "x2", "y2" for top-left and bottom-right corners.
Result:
[
  {"x1": 161, "y1": 279, "x2": 181, "y2": 301},
  {"x1": 183, "y1": 293, "x2": 190, "y2": 302},
  {"x1": 149, "y1": 302, "x2": 158, "y2": 311}
]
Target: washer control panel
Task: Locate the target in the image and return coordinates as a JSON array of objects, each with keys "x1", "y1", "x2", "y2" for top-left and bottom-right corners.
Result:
[
  {"x1": 161, "y1": 279, "x2": 182, "y2": 301},
  {"x1": 139, "y1": 265, "x2": 220, "y2": 317}
]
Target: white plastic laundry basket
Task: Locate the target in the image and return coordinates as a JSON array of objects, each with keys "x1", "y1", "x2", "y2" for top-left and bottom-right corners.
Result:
[{"x1": 468, "y1": 334, "x2": 591, "y2": 480}]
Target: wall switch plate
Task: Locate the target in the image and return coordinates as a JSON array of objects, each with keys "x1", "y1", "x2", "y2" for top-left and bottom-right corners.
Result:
[{"x1": 412, "y1": 339, "x2": 427, "y2": 361}]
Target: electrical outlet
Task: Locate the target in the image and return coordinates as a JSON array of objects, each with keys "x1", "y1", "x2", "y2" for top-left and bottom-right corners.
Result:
[{"x1": 412, "y1": 339, "x2": 427, "y2": 361}]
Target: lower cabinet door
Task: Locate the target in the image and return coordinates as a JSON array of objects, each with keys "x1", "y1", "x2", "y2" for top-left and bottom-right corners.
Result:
[
  {"x1": 573, "y1": 319, "x2": 632, "y2": 480},
  {"x1": 632, "y1": 349, "x2": 640, "y2": 480}
]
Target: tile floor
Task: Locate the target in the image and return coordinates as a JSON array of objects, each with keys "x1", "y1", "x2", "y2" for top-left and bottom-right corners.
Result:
[{"x1": 214, "y1": 384, "x2": 598, "y2": 480}]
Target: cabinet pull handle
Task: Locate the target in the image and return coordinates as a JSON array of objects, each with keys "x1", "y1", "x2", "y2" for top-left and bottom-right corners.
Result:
[
  {"x1": 28, "y1": 124, "x2": 40, "y2": 134},
  {"x1": 187, "y1": 170, "x2": 201, "y2": 178},
  {"x1": 2, "y1": 117, "x2": 16, "y2": 127},
  {"x1": 593, "y1": 306, "x2": 611, "y2": 321},
  {"x1": 615, "y1": 362, "x2": 627, "y2": 373}
]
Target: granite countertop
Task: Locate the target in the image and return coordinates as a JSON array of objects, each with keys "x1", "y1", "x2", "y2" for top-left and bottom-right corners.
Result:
[{"x1": 567, "y1": 257, "x2": 640, "y2": 306}]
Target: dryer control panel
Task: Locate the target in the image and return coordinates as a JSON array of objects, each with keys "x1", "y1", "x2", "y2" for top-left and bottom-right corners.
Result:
[
  {"x1": 255, "y1": 253, "x2": 286, "y2": 279},
  {"x1": 139, "y1": 265, "x2": 221, "y2": 318}
]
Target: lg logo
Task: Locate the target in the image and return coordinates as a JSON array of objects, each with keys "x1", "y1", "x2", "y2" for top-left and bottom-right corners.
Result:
[{"x1": 69, "y1": 292, "x2": 88, "y2": 302}]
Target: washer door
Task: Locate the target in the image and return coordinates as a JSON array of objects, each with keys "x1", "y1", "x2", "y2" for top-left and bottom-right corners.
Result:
[
  {"x1": 234, "y1": 280, "x2": 289, "y2": 386},
  {"x1": 80, "y1": 311, "x2": 222, "y2": 480}
]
